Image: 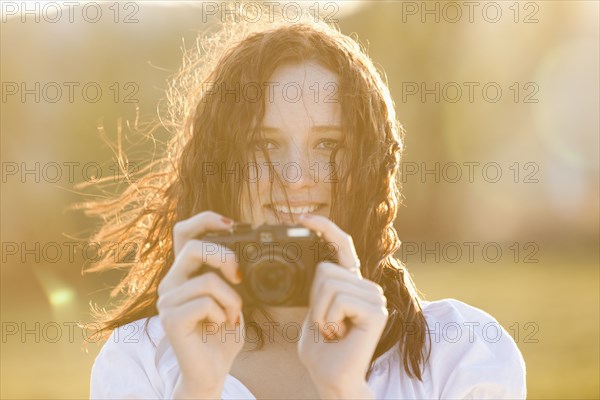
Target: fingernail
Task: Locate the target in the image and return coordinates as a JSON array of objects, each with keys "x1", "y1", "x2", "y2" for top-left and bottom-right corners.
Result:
[
  {"x1": 221, "y1": 217, "x2": 233, "y2": 225},
  {"x1": 236, "y1": 270, "x2": 242, "y2": 282},
  {"x1": 299, "y1": 214, "x2": 312, "y2": 219},
  {"x1": 235, "y1": 315, "x2": 240, "y2": 324}
]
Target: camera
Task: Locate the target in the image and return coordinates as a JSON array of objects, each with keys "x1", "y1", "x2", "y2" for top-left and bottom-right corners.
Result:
[{"x1": 197, "y1": 222, "x2": 338, "y2": 307}]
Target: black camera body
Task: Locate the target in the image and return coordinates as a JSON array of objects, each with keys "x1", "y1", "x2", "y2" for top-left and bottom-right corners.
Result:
[{"x1": 198, "y1": 222, "x2": 338, "y2": 307}]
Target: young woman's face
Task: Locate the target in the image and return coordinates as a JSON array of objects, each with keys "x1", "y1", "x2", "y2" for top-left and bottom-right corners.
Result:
[{"x1": 241, "y1": 60, "x2": 343, "y2": 228}]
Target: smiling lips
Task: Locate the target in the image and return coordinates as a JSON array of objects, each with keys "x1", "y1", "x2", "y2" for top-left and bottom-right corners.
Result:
[{"x1": 266, "y1": 203, "x2": 324, "y2": 215}]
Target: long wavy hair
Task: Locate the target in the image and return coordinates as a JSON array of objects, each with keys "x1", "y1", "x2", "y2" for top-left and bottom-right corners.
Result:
[{"x1": 78, "y1": 6, "x2": 431, "y2": 381}]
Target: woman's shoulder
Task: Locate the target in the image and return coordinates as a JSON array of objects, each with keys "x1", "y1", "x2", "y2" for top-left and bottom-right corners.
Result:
[
  {"x1": 421, "y1": 298, "x2": 527, "y2": 397},
  {"x1": 90, "y1": 316, "x2": 170, "y2": 399},
  {"x1": 419, "y1": 297, "x2": 525, "y2": 360},
  {"x1": 369, "y1": 298, "x2": 527, "y2": 399}
]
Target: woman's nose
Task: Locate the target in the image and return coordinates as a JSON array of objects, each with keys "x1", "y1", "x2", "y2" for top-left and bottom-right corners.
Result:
[{"x1": 280, "y1": 147, "x2": 317, "y2": 189}]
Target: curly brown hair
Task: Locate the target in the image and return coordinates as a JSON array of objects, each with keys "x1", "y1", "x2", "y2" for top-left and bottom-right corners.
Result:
[{"x1": 78, "y1": 6, "x2": 431, "y2": 382}]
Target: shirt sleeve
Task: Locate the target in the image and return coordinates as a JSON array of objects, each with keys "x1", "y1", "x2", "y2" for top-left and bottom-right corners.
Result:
[
  {"x1": 90, "y1": 319, "x2": 164, "y2": 399},
  {"x1": 425, "y1": 298, "x2": 527, "y2": 399}
]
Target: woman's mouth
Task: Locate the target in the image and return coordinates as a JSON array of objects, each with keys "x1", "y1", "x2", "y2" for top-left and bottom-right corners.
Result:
[{"x1": 264, "y1": 203, "x2": 325, "y2": 218}]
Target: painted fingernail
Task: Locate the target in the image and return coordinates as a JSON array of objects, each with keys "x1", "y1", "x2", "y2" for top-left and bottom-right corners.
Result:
[{"x1": 221, "y1": 217, "x2": 233, "y2": 225}]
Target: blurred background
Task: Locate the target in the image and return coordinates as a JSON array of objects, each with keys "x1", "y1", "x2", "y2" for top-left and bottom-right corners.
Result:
[{"x1": 1, "y1": 0, "x2": 598, "y2": 398}]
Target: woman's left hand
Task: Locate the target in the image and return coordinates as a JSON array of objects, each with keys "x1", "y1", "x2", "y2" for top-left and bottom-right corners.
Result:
[{"x1": 296, "y1": 214, "x2": 389, "y2": 399}]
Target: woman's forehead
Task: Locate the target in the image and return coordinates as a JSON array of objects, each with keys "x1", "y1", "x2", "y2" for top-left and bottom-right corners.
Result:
[
  {"x1": 266, "y1": 60, "x2": 338, "y2": 85},
  {"x1": 260, "y1": 61, "x2": 342, "y2": 132}
]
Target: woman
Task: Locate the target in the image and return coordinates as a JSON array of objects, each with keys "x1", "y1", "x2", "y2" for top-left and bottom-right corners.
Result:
[{"x1": 87, "y1": 8, "x2": 526, "y2": 400}]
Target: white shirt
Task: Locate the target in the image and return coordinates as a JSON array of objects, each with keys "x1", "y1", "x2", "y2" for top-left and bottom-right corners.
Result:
[{"x1": 90, "y1": 298, "x2": 527, "y2": 399}]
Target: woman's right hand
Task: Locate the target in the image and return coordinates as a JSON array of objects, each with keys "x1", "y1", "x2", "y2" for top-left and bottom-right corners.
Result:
[{"x1": 157, "y1": 211, "x2": 244, "y2": 399}]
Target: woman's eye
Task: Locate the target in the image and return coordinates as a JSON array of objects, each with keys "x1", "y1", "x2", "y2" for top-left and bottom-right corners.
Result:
[
  {"x1": 316, "y1": 139, "x2": 339, "y2": 151},
  {"x1": 253, "y1": 139, "x2": 277, "y2": 151}
]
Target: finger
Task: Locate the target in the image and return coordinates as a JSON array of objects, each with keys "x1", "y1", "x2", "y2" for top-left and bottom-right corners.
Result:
[
  {"x1": 309, "y1": 262, "x2": 384, "y2": 310},
  {"x1": 297, "y1": 214, "x2": 360, "y2": 273},
  {"x1": 173, "y1": 211, "x2": 234, "y2": 255},
  {"x1": 324, "y1": 293, "x2": 389, "y2": 339},
  {"x1": 311, "y1": 277, "x2": 379, "y2": 338},
  {"x1": 310, "y1": 261, "x2": 368, "y2": 287},
  {"x1": 157, "y1": 273, "x2": 242, "y2": 324},
  {"x1": 160, "y1": 297, "x2": 228, "y2": 330},
  {"x1": 309, "y1": 263, "x2": 386, "y2": 336},
  {"x1": 159, "y1": 240, "x2": 241, "y2": 293}
]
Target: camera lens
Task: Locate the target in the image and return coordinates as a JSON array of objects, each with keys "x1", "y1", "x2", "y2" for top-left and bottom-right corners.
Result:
[{"x1": 248, "y1": 255, "x2": 303, "y2": 305}]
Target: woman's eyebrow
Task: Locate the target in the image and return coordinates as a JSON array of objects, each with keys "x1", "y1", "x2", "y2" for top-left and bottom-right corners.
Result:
[
  {"x1": 259, "y1": 125, "x2": 342, "y2": 135},
  {"x1": 258, "y1": 126, "x2": 280, "y2": 135},
  {"x1": 312, "y1": 125, "x2": 342, "y2": 134}
]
